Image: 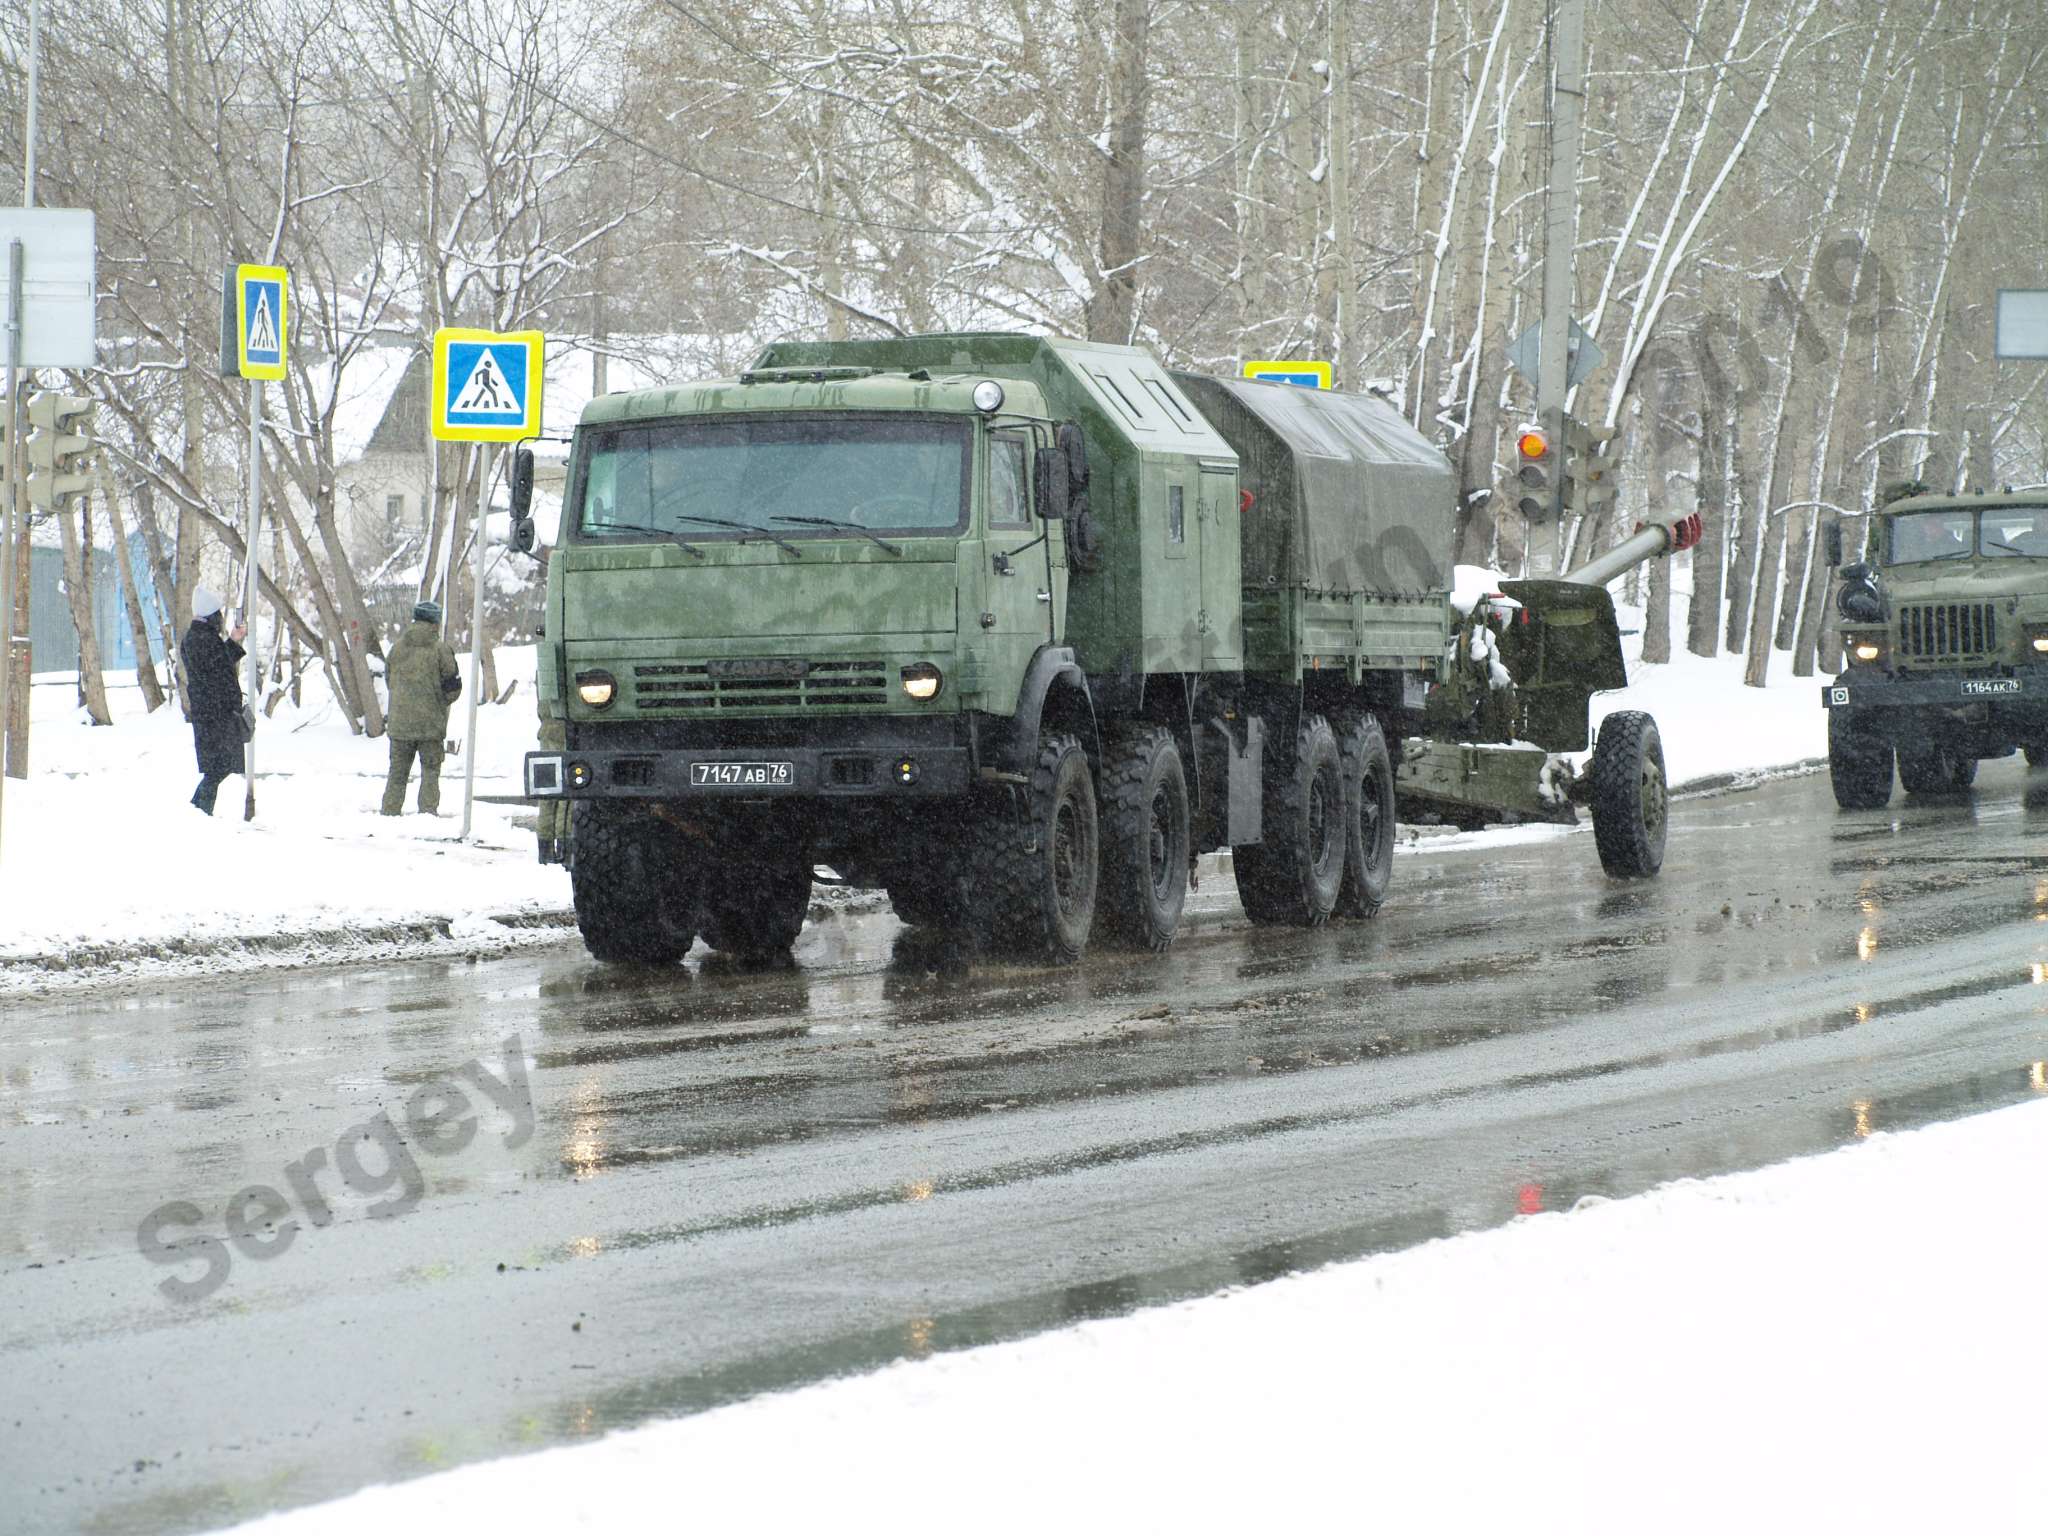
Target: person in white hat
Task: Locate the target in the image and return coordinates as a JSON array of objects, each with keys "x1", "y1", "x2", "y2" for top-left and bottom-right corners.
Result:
[{"x1": 180, "y1": 586, "x2": 249, "y2": 814}]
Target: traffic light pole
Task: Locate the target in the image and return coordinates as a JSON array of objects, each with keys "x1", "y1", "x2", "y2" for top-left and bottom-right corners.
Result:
[
  {"x1": 240, "y1": 376, "x2": 264, "y2": 820},
  {"x1": 0, "y1": 239, "x2": 21, "y2": 851},
  {"x1": 1531, "y1": 0, "x2": 1587, "y2": 579}
]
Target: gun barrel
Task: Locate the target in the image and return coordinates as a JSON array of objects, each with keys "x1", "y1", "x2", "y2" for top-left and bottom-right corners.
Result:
[{"x1": 1564, "y1": 513, "x2": 1702, "y2": 588}]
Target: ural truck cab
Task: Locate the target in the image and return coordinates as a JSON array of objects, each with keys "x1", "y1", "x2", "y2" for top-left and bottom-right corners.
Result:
[
  {"x1": 529, "y1": 333, "x2": 1687, "y2": 966},
  {"x1": 1823, "y1": 490, "x2": 2048, "y2": 807}
]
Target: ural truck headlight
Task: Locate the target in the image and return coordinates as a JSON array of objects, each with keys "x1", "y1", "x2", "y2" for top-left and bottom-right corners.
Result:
[
  {"x1": 2029, "y1": 626, "x2": 2048, "y2": 655},
  {"x1": 1842, "y1": 630, "x2": 1884, "y2": 665},
  {"x1": 1852, "y1": 642, "x2": 1883, "y2": 662},
  {"x1": 900, "y1": 663, "x2": 943, "y2": 701},
  {"x1": 971, "y1": 380, "x2": 1005, "y2": 413},
  {"x1": 576, "y1": 669, "x2": 618, "y2": 708}
]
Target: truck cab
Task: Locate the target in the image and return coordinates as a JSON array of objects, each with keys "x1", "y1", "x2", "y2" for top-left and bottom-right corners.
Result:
[{"x1": 1823, "y1": 491, "x2": 2048, "y2": 806}]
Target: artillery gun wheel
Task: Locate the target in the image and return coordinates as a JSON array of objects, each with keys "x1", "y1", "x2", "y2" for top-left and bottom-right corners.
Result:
[
  {"x1": 569, "y1": 802, "x2": 697, "y2": 964},
  {"x1": 1235, "y1": 713, "x2": 1345, "y2": 926},
  {"x1": 970, "y1": 732, "x2": 1099, "y2": 964},
  {"x1": 1095, "y1": 725, "x2": 1190, "y2": 951},
  {"x1": 1588, "y1": 710, "x2": 1667, "y2": 879},
  {"x1": 699, "y1": 846, "x2": 814, "y2": 961},
  {"x1": 1828, "y1": 711, "x2": 1895, "y2": 809},
  {"x1": 1334, "y1": 713, "x2": 1396, "y2": 919},
  {"x1": 1898, "y1": 743, "x2": 1975, "y2": 795}
]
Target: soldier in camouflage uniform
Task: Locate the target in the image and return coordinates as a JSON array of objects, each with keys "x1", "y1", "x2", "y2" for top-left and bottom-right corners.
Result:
[
  {"x1": 381, "y1": 600, "x2": 462, "y2": 815},
  {"x1": 536, "y1": 682, "x2": 570, "y2": 863}
]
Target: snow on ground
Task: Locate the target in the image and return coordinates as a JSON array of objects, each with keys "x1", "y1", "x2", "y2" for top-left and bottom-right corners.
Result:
[
  {"x1": 216, "y1": 1095, "x2": 2048, "y2": 1536},
  {"x1": 0, "y1": 647, "x2": 568, "y2": 990}
]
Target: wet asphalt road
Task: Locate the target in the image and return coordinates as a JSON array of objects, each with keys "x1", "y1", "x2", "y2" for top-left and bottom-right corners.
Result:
[{"x1": 6, "y1": 760, "x2": 2048, "y2": 1535}]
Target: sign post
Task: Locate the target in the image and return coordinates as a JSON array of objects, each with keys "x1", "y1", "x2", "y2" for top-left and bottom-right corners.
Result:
[
  {"x1": 429, "y1": 327, "x2": 542, "y2": 840},
  {"x1": 0, "y1": 207, "x2": 95, "y2": 858},
  {"x1": 222, "y1": 262, "x2": 287, "y2": 820}
]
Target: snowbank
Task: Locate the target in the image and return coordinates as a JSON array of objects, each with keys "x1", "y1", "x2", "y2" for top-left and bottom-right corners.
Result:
[
  {"x1": 214, "y1": 1095, "x2": 2048, "y2": 1535},
  {"x1": 0, "y1": 648, "x2": 569, "y2": 991}
]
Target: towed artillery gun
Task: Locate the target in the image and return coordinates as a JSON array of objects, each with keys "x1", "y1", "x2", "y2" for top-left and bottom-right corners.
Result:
[{"x1": 522, "y1": 334, "x2": 1696, "y2": 964}]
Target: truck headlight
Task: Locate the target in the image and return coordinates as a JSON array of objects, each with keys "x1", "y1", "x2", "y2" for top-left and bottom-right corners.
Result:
[
  {"x1": 2031, "y1": 631, "x2": 2048, "y2": 655},
  {"x1": 1852, "y1": 641, "x2": 1883, "y2": 662},
  {"x1": 576, "y1": 669, "x2": 617, "y2": 708},
  {"x1": 900, "y1": 663, "x2": 943, "y2": 701},
  {"x1": 971, "y1": 380, "x2": 1005, "y2": 413}
]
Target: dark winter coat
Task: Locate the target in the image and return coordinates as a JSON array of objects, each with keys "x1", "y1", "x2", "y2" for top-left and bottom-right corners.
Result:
[{"x1": 182, "y1": 616, "x2": 247, "y2": 779}]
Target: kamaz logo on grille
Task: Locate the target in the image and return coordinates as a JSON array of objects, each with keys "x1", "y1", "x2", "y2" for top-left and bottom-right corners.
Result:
[{"x1": 706, "y1": 657, "x2": 809, "y2": 681}]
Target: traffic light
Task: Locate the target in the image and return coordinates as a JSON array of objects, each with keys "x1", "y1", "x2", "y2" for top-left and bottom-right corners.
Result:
[
  {"x1": 1515, "y1": 420, "x2": 1555, "y2": 523},
  {"x1": 1564, "y1": 417, "x2": 1619, "y2": 518},
  {"x1": 25, "y1": 392, "x2": 94, "y2": 515}
]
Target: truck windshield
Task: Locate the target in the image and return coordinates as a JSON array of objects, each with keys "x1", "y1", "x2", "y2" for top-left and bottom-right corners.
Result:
[
  {"x1": 1889, "y1": 507, "x2": 2048, "y2": 562},
  {"x1": 577, "y1": 415, "x2": 970, "y2": 541}
]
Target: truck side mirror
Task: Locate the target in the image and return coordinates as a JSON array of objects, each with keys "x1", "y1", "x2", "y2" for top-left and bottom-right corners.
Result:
[
  {"x1": 1058, "y1": 421, "x2": 1090, "y2": 499},
  {"x1": 510, "y1": 447, "x2": 535, "y2": 517},
  {"x1": 511, "y1": 516, "x2": 537, "y2": 554},
  {"x1": 1823, "y1": 520, "x2": 1843, "y2": 567},
  {"x1": 1034, "y1": 444, "x2": 1070, "y2": 521}
]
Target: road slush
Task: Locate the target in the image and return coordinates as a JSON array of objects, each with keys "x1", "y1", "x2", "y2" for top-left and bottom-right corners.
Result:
[{"x1": 135, "y1": 1035, "x2": 534, "y2": 1302}]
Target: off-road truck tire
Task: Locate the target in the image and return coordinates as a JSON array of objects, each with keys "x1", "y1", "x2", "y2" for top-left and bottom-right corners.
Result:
[
  {"x1": 1334, "y1": 713, "x2": 1396, "y2": 919},
  {"x1": 569, "y1": 802, "x2": 697, "y2": 964},
  {"x1": 1828, "y1": 709, "x2": 1895, "y2": 810},
  {"x1": 1899, "y1": 742, "x2": 1975, "y2": 795},
  {"x1": 1588, "y1": 710, "x2": 1667, "y2": 878},
  {"x1": 970, "y1": 732, "x2": 1099, "y2": 964},
  {"x1": 699, "y1": 847, "x2": 814, "y2": 961},
  {"x1": 1235, "y1": 712, "x2": 1345, "y2": 926},
  {"x1": 1095, "y1": 725, "x2": 1191, "y2": 951}
]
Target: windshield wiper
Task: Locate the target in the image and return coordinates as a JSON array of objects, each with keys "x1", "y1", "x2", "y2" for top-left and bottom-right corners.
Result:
[
  {"x1": 772, "y1": 514, "x2": 903, "y2": 556},
  {"x1": 669, "y1": 512, "x2": 804, "y2": 558},
  {"x1": 584, "y1": 520, "x2": 705, "y2": 559}
]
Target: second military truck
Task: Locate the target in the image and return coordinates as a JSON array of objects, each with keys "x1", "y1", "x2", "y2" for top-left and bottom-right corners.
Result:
[
  {"x1": 1824, "y1": 488, "x2": 2048, "y2": 807},
  {"x1": 524, "y1": 333, "x2": 1688, "y2": 963}
]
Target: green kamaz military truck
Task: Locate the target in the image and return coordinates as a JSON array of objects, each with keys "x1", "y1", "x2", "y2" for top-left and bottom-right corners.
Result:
[
  {"x1": 1822, "y1": 490, "x2": 2048, "y2": 808},
  {"x1": 519, "y1": 333, "x2": 1692, "y2": 964}
]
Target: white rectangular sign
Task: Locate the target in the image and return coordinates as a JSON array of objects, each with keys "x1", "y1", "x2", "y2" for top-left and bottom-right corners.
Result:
[
  {"x1": 0, "y1": 208, "x2": 96, "y2": 369},
  {"x1": 1995, "y1": 289, "x2": 2048, "y2": 360}
]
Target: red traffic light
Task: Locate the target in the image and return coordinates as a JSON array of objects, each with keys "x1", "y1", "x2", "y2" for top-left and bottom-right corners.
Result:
[{"x1": 1517, "y1": 429, "x2": 1550, "y2": 461}]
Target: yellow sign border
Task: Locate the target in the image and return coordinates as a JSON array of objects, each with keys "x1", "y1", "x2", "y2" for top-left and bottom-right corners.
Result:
[
  {"x1": 235, "y1": 264, "x2": 289, "y2": 381},
  {"x1": 1242, "y1": 359, "x2": 1332, "y2": 390},
  {"x1": 431, "y1": 328, "x2": 544, "y2": 443}
]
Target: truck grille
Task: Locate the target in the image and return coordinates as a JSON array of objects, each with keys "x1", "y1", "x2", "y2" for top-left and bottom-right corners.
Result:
[
  {"x1": 1897, "y1": 602, "x2": 1998, "y2": 662},
  {"x1": 631, "y1": 660, "x2": 890, "y2": 712}
]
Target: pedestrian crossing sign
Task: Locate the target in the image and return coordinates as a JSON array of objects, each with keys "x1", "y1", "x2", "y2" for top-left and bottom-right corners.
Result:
[
  {"x1": 1242, "y1": 359, "x2": 1332, "y2": 390},
  {"x1": 432, "y1": 328, "x2": 543, "y2": 443},
  {"x1": 234, "y1": 264, "x2": 288, "y2": 380}
]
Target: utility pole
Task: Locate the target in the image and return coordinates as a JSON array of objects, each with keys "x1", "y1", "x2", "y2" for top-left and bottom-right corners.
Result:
[
  {"x1": 3, "y1": 0, "x2": 43, "y2": 791},
  {"x1": 1530, "y1": 0, "x2": 1587, "y2": 578}
]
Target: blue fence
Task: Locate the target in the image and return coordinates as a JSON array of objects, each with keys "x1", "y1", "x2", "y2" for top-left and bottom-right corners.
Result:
[{"x1": 27, "y1": 534, "x2": 165, "y2": 675}]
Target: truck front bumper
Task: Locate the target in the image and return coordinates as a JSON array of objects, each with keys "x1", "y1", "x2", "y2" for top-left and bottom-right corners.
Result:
[
  {"x1": 1821, "y1": 667, "x2": 2048, "y2": 710},
  {"x1": 525, "y1": 718, "x2": 976, "y2": 801}
]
